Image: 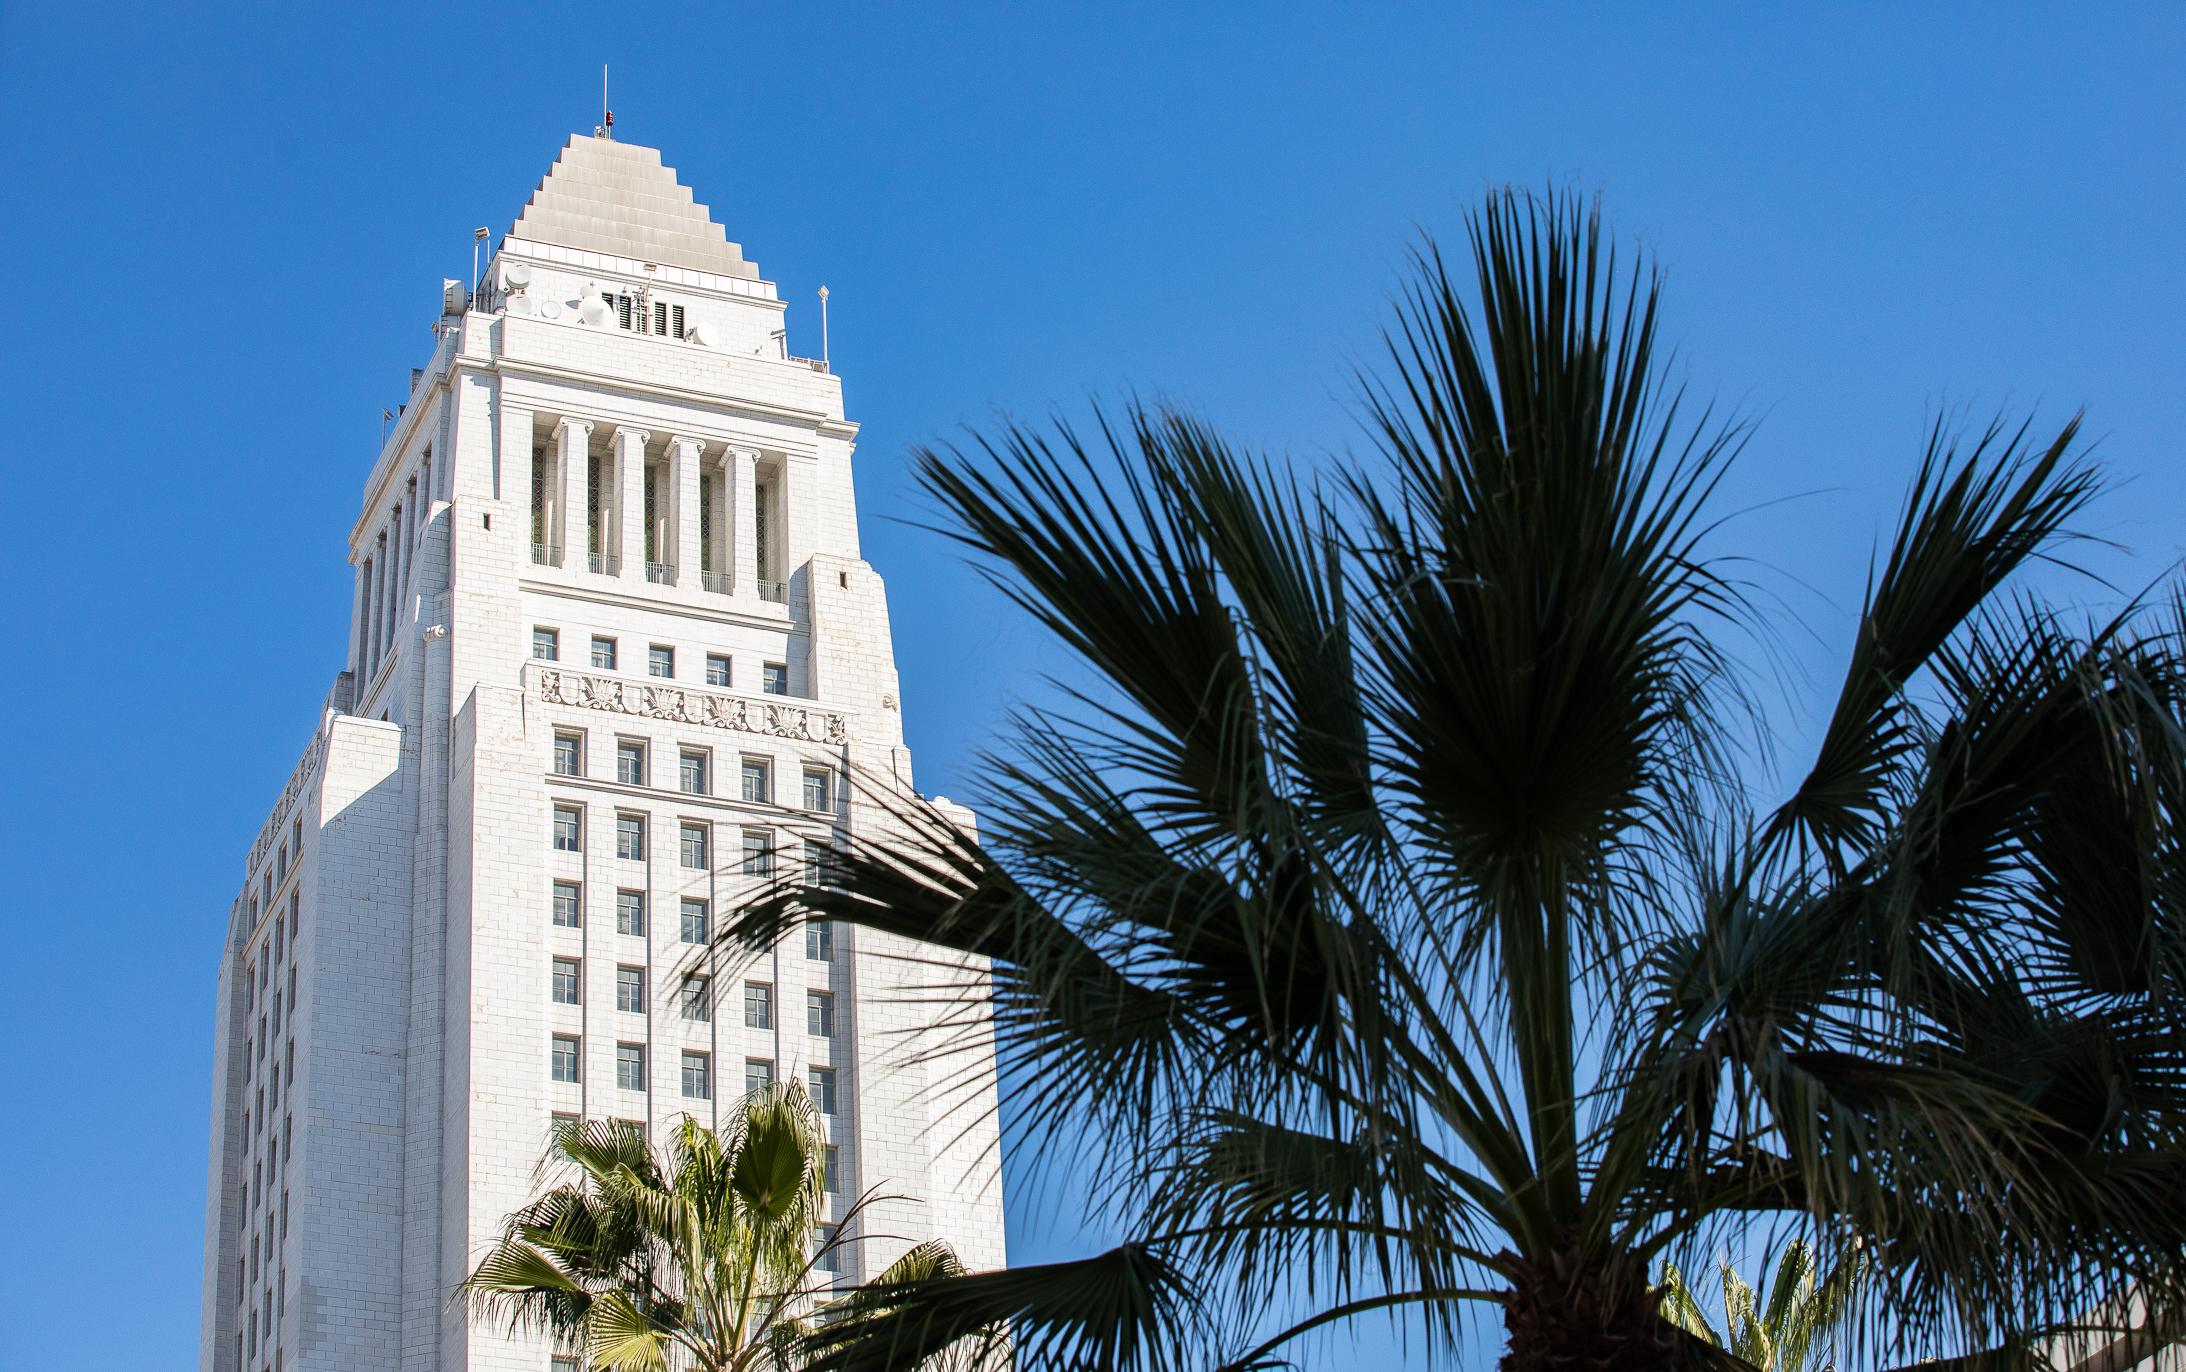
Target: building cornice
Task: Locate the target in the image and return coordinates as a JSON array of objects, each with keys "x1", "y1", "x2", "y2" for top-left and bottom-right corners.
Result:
[
  {"x1": 479, "y1": 356, "x2": 860, "y2": 440},
  {"x1": 515, "y1": 572, "x2": 798, "y2": 628}
]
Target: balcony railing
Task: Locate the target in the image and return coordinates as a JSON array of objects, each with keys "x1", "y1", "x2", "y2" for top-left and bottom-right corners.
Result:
[
  {"x1": 531, "y1": 542, "x2": 560, "y2": 566},
  {"x1": 758, "y1": 579, "x2": 788, "y2": 604},
  {"x1": 701, "y1": 570, "x2": 731, "y2": 594},
  {"x1": 588, "y1": 552, "x2": 621, "y2": 575},
  {"x1": 644, "y1": 561, "x2": 674, "y2": 584}
]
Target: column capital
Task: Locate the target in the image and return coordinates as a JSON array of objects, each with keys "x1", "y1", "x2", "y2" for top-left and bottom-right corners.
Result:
[
  {"x1": 613, "y1": 425, "x2": 653, "y2": 449},
  {"x1": 666, "y1": 434, "x2": 707, "y2": 457},
  {"x1": 553, "y1": 415, "x2": 593, "y2": 441}
]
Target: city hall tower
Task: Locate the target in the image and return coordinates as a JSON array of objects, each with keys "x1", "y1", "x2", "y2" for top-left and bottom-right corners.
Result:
[{"x1": 200, "y1": 132, "x2": 1006, "y2": 1372}]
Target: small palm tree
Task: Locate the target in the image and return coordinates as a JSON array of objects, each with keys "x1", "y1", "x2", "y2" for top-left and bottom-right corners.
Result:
[
  {"x1": 1659, "y1": 1241, "x2": 1865, "y2": 1372},
  {"x1": 460, "y1": 1084, "x2": 961, "y2": 1371}
]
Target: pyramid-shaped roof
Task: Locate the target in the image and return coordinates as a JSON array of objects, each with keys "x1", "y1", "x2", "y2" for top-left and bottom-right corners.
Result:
[{"x1": 509, "y1": 135, "x2": 761, "y2": 280}]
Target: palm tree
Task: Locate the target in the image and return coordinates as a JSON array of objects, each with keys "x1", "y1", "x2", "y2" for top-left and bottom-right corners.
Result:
[
  {"x1": 460, "y1": 1084, "x2": 962, "y2": 1370},
  {"x1": 730, "y1": 189, "x2": 2186, "y2": 1369},
  {"x1": 1658, "y1": 1240, "x2": 1864, "y2": 1372}
]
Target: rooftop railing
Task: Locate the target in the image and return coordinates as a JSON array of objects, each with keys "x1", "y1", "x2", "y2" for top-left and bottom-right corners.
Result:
[{"x1": 645, "y1": 561, "x2": 674, "y2": 585}]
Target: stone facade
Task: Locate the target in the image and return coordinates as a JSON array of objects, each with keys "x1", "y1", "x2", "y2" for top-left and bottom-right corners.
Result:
[{"x1": 201, "y1": 134, "x2": 1006, "y2": 1372}]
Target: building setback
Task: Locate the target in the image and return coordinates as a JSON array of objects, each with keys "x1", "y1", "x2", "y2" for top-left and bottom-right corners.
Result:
[{"x1": 200, "y1": 132, "x2": 1006, "y2": 1372}]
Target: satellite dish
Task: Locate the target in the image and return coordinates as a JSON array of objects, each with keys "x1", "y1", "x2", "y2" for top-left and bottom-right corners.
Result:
[
  {"x1": 578, "y1": 299, "x2": 609, "y2": 326},
  {"x1": 537, "y1": 299, "x2": 563, "y2": 320},
  {"x1": 577, "y1": 280, "x2": 600, "y2": 300},
  {"x1": 506, "y1": 294, "x2": 536, "y2": 316},
  {"x1": 502, "y1": 262, "x2": 532, "y2": 292}
]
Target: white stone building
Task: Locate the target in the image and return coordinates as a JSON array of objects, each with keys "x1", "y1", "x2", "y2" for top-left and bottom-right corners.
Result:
[{"x1": 199, "y1": 132, "x2": 1006, "y2": 1372}]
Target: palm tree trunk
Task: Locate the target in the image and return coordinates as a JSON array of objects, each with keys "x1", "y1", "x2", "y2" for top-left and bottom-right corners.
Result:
[{"x1": 1499, "y1": 1247, "x2": 1738, "y2": 1372}]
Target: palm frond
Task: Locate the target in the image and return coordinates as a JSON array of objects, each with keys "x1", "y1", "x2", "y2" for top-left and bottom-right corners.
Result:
[
  {"x1": 1770, "y1": 418, "x2": 2096, "y2": 859},
  {"x1": 800, "y1": 1243, "x2": 1199, "y2": 1372}
]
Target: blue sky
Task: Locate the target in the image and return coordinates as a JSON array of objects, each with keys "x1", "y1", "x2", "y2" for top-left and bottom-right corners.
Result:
[{"x1": 1, "y1": 4, "x2": 2182, "y2": 1366}]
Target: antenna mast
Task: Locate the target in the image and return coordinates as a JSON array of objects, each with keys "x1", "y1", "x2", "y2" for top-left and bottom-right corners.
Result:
[
  {"x1": 818, "y1": 285, "x2": 830, "y2": 368},
  {"x1": 597, "y1": 66, "x2": 613, "y2": 139}
]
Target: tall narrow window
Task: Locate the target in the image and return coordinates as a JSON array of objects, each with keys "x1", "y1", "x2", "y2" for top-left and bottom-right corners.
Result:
[
  {"x1": 591, "y1": 636, "x2": 618, "y2": 670},
  {"x1": 553, "y1": 732, "x2": 583, "y2": 776},
  {"x1": 699, "y1": 471, "x2": 716, "y2": 578},
  {"x1": 680, "y1": 976, "x2": 710, "y2": 1022},
  {"x1": 643, "y1": 464, "x2": 659, "y2": 564},
  {"x1": 616, "y1": 740, "x2": 647, "y2": 787},
  {"x1": 587, "y1": 453, "x2": 604, "y2": 560},
  {"x1": 551, "y1": 806, "x2": 582, "y2": 852},
  {"x1": 550, "y1": 1035, "x2": 581, "y2": 1083},
  {"x1": 616, "y1": 966, "x2": 646, "y2": 1014},
  {"x1": 679, "y1": 749, "x2": 709, "y2": 795},
  {"x1": 754, "y1": 478, "x2": 773, "y2": 581},
  {"x1": 741, "y1": 828, "x2": 774, "y2": 877},
  {"x1": 682, "y1": 1051, "x2": 711, "y2": 1100},
  {"x1": 745, "y1": 1058, "x2": 774, "y2": 1096},
  {"x1": 616, "y1": 890, "x2": 646, "y2": 937},
  {"x1": 551, "y1": 958, "x2": 580, "y2": 1005},
  {"x1": 741, "y1": 757, "x2": 772, "y2": 805},
  {"x1": 744, "y1": 981, "x2": 773, "y2": 1030},
  {"x1": 532, "y1": 627, "x2": 559, "y2": 661},
  {"x1": 705, "y1": 653, "x2": 731, "y2": 687},
  {"x1": 615, "y1": 1043, "x2": 646, "y2": 1091},
  {"x1": 807, "y1": 990, "x2": 835, "y2": 1039},
  {"x1": 802, "y1": 767, "x2": 833, "y2": 813},
  {"x1": 648, "y1": 644, "x2": 675, "y2": 678},
  {"x1": 762, "y1": 663, "x2": 789, "y2": 695},
  {"x1": 824, "y1": 1145, "x2": 841, "y2": 1194},
  {"x1": 680, "y1": 822, "x2": 710, "y2": 870},
  {"x1": 810, "y1": 1065, "x2": 837, "y2": 1114},
  {"x1": 552, "y1": 880, "x2": 582, "y2": 928},
  {"x1": 680, "y1": 897, "x2": 710, "y2": 944},
  {"x1": 806, "y1": 920, "x2": 833, "y2": 962},
  {"x1": 615, "y1": 813, "x2": 645, "y2": 861}
]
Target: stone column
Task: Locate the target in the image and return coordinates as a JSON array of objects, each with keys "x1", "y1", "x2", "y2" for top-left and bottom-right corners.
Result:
[
  {"x1": 730, "y1": 447, "x2": 758, "y2": 600},
  {"x1": 385, "y1": 506, "x2": 404, "y2": 649},
  {"x1": 370, "y1": 533, "x2": 388, "y2": 678},
  {"x1": 669, "y1": 436, "x2": 705, "y2": 588},
  {"x1": 554, "y1": 417, "x2": 592, "y2": 569},
  {"x1": 614, "y1": 427, "x2": 650, "y2": 579},
  {"x1": 352, "y1": 558, "x2": 372, "y2": 681}
]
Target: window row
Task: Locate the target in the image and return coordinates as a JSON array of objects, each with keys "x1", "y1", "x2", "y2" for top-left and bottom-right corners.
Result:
[
  {"x1": 532, "y1": 629, "x2": 790, "y2": 695},
  {"x1": 550, "y1": 733, "x2": 835, "y2": 811},
  {"x1": 547, "y1": 1040, "x2": 842, "y2": 1107},
  {"x1": 548, "y1": 964, "x2": 835, "y2": 1031},
  {"x1": 548, "y1": 881, "x2": 836, "y2": 960},
  {"x1": 550, "y1": 810, "x2": 844, "y2": 885}
]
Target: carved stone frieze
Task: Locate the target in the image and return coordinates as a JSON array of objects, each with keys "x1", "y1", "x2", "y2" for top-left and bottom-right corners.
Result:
[
  {"x1": 533, "y1": 667, "x2": 848, "y2": 745},
  {"x1": 249, "y1": 729, "x2": 329, "y2": 875}
]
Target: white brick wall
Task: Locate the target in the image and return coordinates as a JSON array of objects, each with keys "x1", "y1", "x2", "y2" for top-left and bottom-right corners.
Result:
[{"x1": 202, "y1": 138, "x2": 1005, "y2": 1372}]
